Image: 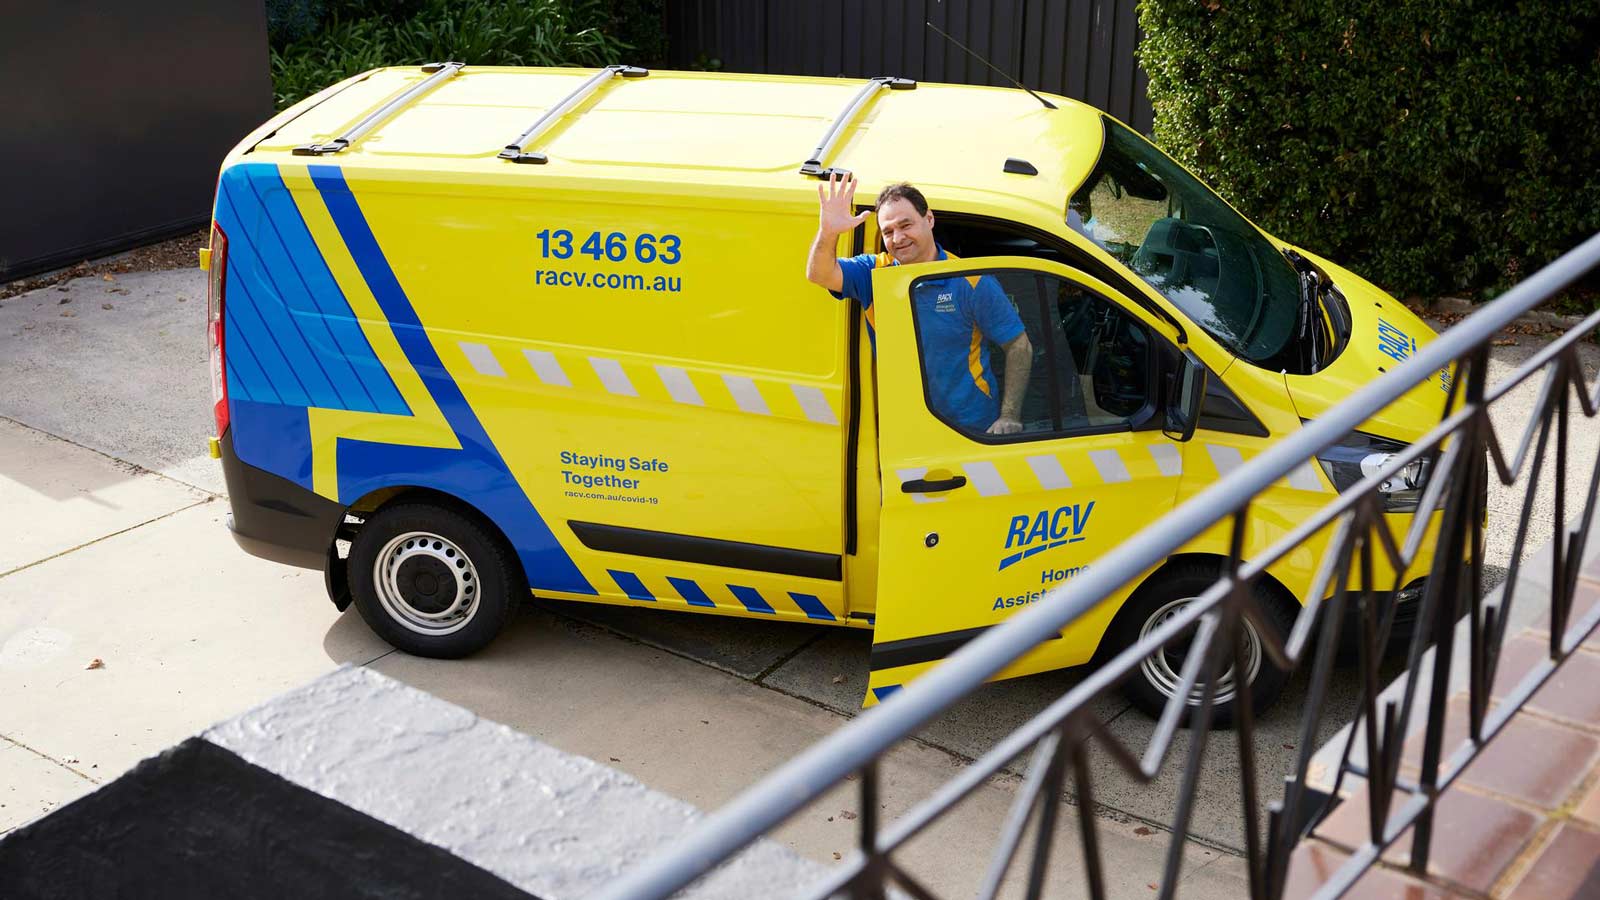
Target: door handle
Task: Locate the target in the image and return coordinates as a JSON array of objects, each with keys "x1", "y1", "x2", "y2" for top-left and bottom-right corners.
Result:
[{"x1": 901, "y1": 474, "x2": 968, "y2": 494}]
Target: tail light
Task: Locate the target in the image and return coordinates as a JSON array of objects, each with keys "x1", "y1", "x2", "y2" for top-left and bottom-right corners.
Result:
[{"x1": 207, "y1": 222, "x2": 229, "y2": 435}]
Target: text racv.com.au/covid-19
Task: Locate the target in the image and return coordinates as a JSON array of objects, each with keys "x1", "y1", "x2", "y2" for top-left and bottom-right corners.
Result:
[{"x1": 564, "y1": 489, "x2": 660, "y2": 505}]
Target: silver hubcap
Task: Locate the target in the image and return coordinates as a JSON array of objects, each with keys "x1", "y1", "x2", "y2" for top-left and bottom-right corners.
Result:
[
  {"x1": 374, "y1": 531, "x2": 480, "y2": 636},
  {"x1": 1137, "y1": 597, "x2": 1263, "y2": 707}
]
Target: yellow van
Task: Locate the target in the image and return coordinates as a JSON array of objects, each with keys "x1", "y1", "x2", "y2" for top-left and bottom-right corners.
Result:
[{"x1": 206, "y1": 64, "x2": 1446, "y2": 721}]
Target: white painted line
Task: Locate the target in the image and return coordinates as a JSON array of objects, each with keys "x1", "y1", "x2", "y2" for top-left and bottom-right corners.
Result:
[
  {"x1": 791, "y1": 384, "x2": 838, "y2": 425},
  {"x1": 722, "y1": 375, "x2": 771, "y2": 415},
  {"x1": 588, "y1": 357, "x2": 638, "y2": 397},
  {"x1": 654, "y1": 365, "x2": 704, "y2": 406},
  {"x1": 1149, "y1": 444, "x2": 1184, "y2": 477},
  {"x1": 522, "y1": 349, "x2": 571, "y2": 387},
  {"x1": 458, "y1": 342, "x2": 505, "y2": 378},
  {"x1": 1089, "y1": 449, "x2": 1132, "y2": 483},
  {"x1": 962, "y1": 460, "x2": 1010, "y2": 496},
  {"x1": 1027, "y1": 454, "x2": 1072, "y2": 490},
  {"x1": 896, "y1": 467, "x2": 944, "y2": 504},
  {"x1": 1206, "y1": 444, "x2": 1245, "y2": 478},
  {"x1": 1286, "y1": 460, "x2": 1326, "y2": 492}
]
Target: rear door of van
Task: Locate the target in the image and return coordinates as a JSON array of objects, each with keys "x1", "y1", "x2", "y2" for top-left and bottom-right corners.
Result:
[{"x1": 863, "y1": 256, "x2": 1189, "y2": 703}]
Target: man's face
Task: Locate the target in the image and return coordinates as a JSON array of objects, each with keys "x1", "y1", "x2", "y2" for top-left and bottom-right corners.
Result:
[{"x1": 877, "y1": 198, "x2": 937, "y2": 265}]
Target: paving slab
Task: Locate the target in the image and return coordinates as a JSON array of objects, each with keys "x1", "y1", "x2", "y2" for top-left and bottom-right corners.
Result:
[
  {"x1": 0, "y1": 419, "x2": 208, "y2": 574},
  {"x1": 368, "y1": 607, "x2": 1250, "y2": 897},
  {"x1": 0, "y1": 741, "x2": 97, "y2": 835},
  {"x1": 0, "y1": 500, "x2": 390, "y2": 779},
  {"x1": 0, "y1": 269, "x2": 219, "y2": 494}
]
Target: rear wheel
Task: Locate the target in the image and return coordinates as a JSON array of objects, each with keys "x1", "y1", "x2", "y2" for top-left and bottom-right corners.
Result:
[
  {"x1": 347, "y1": 502, "x2": 520, "y2": 658},
  {"x1": 1109, "y1": 562, "x2": 1296, "y2": 728}
]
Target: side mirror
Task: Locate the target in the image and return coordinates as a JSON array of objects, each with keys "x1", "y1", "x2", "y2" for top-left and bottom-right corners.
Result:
[{"x1": 1163, "y1": 349, "x2": 1207, "y2": 442}]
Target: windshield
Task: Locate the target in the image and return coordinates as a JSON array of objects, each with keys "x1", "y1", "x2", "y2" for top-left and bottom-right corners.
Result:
[{"x1": 1069, "y1": 118, "x2": 1303, "y2": 370}]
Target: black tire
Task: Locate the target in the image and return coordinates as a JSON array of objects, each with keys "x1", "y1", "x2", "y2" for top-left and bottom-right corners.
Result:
[
  {"x1": 1107, "y1": 561, "x2": 1297, "y2": 728},
  {"x1": 346, "y1": 502, "x2": 521, "y2": 658}
]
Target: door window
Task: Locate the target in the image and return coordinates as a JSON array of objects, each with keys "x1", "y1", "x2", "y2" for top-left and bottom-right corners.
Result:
[{"x1": 908, "y1": 270, "x2": 1157, "y2": 441}]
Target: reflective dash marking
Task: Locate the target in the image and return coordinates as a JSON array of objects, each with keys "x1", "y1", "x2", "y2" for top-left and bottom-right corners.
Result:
[
  {"x1": 1286, "y1": 461, "x2": 1326, "y2": 492},
  {"x1": 1027, "y1": 455, "x2": 1071, "y2": 490},
  {"x1": 897, "y1": 467, "x2": 943, "y2": 504},
  {"x1": 666, "y1": 576, "x2": 716, "y2": 608},
  {"x1": 608, "y1": 570, "x2": 655, "y2": 602},
  {"x1": 655, "y1": 365, "x2": 704, "y2": 406},
  {"x1": 728, "y1": 585, "x2": 776, "y2": 614},
  {"x1": 1206, "y1": 444, "x2": 1245, "y2": 478},
  {"x1": 722, "y1": 375, "x2": 770, "y2": 415},
  {"x1": 962, "y1": 461, "x2": 1010, "y2": 496},
  {"x1": 523, "y1": 349, "x2": 571, "y2": 387},
  {"x1": 458, "y1": 342, "x2": 505, "y2": 378},
  {"x1": 788, "y1": 592, "x2": 836, "y2": 622},
  {"x1": 1149, "y1": 444, "x2": 1183, "y2": 477},
  {"x1": 1088, "y1": 449, "x2": 1131, "y2": 483},
  {"x1": 791, "y1": 384, "x2": 838, "y2": 425},
  {"x1": 589, "y1": 357, "x2": 638, "y2": 397},
  {"x1": 872, "y1": 684, "x2": 903, "y2": 702}
]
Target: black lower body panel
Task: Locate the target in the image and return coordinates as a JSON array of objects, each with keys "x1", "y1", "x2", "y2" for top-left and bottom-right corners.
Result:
[{"x1": 219, "y1": 429, "x2": 344, "y2": 572}]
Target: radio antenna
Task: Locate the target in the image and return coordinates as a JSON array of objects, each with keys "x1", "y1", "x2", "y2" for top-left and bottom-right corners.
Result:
[{"x1": 925, "y1": 20, "x2": 1056, "y2": 110}]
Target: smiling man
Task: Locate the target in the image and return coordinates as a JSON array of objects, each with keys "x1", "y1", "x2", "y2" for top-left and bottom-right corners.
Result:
[{"x1": 805, "y1": 174, "x2": 1032, "y2": 435}]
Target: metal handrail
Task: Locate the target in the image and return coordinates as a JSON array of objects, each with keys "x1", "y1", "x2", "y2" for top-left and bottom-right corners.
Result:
[
  {"x1": 498, "y1": 64, "x2": 648, "y2": 164},
  {"x1": 594, "y1": 230, "x2": 1600, "y2": 900},
  {"x1": 798, "y1": 76, "x2": 916, "y2": 177},
  {"x1": 293, "y1": 62, "x2": 463, "y2": 156}
]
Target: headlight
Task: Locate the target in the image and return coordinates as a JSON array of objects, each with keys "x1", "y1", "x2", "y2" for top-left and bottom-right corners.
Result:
[{"x1": 1316, "y1": 432, "x2": 1430, "y2": 512}]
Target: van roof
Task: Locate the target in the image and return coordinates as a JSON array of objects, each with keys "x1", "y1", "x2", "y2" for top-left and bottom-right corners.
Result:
[{"x1": 244, "y1": 66, "x2": 1106, "y2": 219}]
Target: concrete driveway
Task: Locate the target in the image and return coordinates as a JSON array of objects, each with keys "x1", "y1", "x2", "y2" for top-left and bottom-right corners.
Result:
[{"x1": 2, "y1": 265, "x2": 1594, "y2": 893}]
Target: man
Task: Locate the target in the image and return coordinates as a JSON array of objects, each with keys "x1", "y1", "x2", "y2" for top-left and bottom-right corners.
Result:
[{"x1": 805, "y1": 175, "x2": 1032, "y2": 435}]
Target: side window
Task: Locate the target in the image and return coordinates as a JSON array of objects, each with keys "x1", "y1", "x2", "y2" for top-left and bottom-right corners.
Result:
[{"x1": 908, "y1": 270, "x2": 1156, "y2": 440}]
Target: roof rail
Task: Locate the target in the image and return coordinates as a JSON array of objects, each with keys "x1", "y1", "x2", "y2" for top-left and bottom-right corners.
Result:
[
  {"x1": 499, "y1": 64, "x2": 649, "y2": 165},
  {"x1": 294, "y1": 62, "x2": 464, "y2": 156},
  {"x1": 799, "y1": 76, "x2": 916, "y2": 177}
]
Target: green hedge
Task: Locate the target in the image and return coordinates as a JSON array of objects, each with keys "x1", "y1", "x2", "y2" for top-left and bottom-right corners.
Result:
[
  {"x1": 269, "y1": 0, "x2": 640, "y2": 111},
  {"x1": 1138, "y1": 1, "x2": 1600, "y2": 308}
]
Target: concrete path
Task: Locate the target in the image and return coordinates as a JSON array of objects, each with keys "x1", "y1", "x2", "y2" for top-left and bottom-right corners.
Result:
[{"x1": 1, "y1": 265, "x2": 1593, "y2": 894}]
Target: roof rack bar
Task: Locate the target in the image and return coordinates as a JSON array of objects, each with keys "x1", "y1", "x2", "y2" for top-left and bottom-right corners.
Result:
[
  {"x1": 799, "y1": 76, "x2": 916, "y2": 177},
  {"x1": 500, "y1": 64, "x2": 649, "y2": 165},
  {"x1": 294, "y1": 61, "x2": 464, "y2": 156}
]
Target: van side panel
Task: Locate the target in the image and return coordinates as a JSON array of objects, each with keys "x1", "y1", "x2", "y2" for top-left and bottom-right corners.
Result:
[{"x1": 331, "y1": 170, "x2": 852, "y2": 622}]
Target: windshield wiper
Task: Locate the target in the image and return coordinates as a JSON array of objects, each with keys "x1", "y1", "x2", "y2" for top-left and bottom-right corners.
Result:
[{"x1": 1284, "y1": 249, "x2": 1326, "y2": 373}]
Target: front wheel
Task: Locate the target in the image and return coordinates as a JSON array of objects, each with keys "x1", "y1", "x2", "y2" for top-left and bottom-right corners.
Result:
[
  {"x1": 347, "y1": 502, "x2": 520, "y2": 658},
  {"x1": 1109, "y1": 562, "x2": 1296, "y2": 728}
]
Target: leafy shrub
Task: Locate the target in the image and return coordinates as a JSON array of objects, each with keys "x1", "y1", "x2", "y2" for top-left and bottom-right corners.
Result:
[
  {"x1": 271, "y1": 0, "x2": 634, "y2": 110},
  {"x1": 1138, "y1": 1, "x2": 1600, "y2": 306}
]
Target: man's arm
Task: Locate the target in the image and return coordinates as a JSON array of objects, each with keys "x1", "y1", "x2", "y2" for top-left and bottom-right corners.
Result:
[
  {"x1": 805, "y1": 172, "x2": 870, "y2": 293},
  {"x1": 988, "y1": 332, "x2": 1033, "y2": 435}
]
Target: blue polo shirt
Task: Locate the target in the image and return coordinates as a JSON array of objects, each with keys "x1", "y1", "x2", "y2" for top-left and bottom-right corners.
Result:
[{"x1": 832, "y1": 247, "x2": 1025, "y2": 431}]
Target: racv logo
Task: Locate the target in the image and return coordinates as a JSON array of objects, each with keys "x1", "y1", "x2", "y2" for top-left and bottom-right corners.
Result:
[
  {"x1": 1377, "y1": 318, "x2": 1418, "y2": 364},
  {"x1": 998, "y1": 502, "x2": 1095, "y2": 571}
]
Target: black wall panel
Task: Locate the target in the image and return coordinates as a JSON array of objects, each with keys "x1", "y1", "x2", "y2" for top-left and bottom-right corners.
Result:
[
  {"x1": 1, "y1": 2, "x2": 272, "y2": 280},
  {"x1": 666, "y1": 0, "x2": 1152, "y2": 133}
]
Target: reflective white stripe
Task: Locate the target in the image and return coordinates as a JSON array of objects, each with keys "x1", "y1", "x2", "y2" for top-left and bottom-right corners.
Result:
[
  {"x1": 791, "y1": 384, "x2": 838, "y2": 425},
  {"x1": 722, "y1": 375, "x2": 770, "y2": 415},
  {"x1": 1089, "y1": 449, "x2": 1131, "y2": 483},
  {"x1": 1149, "y1": 444, "x2": 1184, "y2": 477},
  {"x1": 1286, "y1": 460, "x2": 1326, "y2": 492},
  {"x1": 458, "y1": 342, "x2": 505, "y2": 378},
  {"x1": 589, "y1": 357, "x2": 638, "y2": 397},
  {"x1": 522, "y1": 349, "x2": 571, "y2": 387},
  {"x1": 654, "y1": 365, "x2": 704, "y2": 406},
  {"x1": 962, "y1": 460, "x2": 1010, "y2": 496},
  {"x1": 897, "y1": 467, "x2": 944, "y2": 504},
  {"x1": 1027, "y1": 454, "x2": 1071, "y2": 490},
  {"x1": 1206, "y1": 444, "x2": 1245, "y2": 478}
]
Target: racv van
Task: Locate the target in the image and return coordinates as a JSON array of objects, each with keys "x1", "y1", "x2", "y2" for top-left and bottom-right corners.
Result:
[{"x1": 206, "y1": 64, "x2": 1448, "y2": 721}]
